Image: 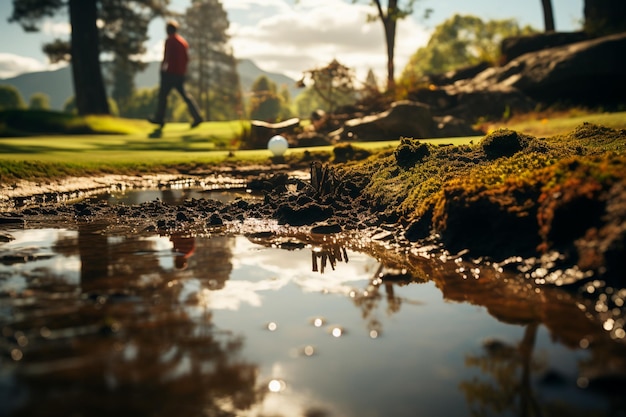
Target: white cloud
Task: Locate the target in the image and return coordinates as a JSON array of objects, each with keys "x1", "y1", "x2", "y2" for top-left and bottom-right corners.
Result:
[
  {"x1": 226, "y1": 0, "x2": 430, "y2": 82},
  {"x1": 224, "y1": 0, "x2": 291, "y2": 12},
  {"x1": 0, "y1": 53, "x2": 49, "y2": 79},
  {"x1": 41, "y1": 20, "x2": 71, "y2": 37},
  {"x1": 143, "y1": 0, "x2": 431, "y2": 83}
]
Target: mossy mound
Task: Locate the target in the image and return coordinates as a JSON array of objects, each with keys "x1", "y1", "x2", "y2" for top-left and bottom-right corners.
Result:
[
  {"x1": 480, "y1": 128, "x2": 533, "y2": 159},
  {"x1": 335, "y1": 123, "x2": 626, "y2": 284},
  {"x1": 394, "y1": 137, "x2": 431, "y2": 167}
]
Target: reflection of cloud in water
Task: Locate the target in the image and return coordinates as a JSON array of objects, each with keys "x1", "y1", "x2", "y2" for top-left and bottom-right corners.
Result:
[
  {"x1": 181, "y1": 237, "x2": 379, "y2": 311},
  {"x1": 0, "y1": 229, "x2": 81, "y2": 292},
  {"x1": 181, "y1": 276, "x2": 291, "y2": 312},
  {"x1": 4, "y1": 228, "x2": 69, "y2": 247}
]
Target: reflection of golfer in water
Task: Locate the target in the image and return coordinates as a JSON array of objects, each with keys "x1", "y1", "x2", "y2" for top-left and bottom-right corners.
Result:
[{"x1": 170, "y1": 233, "x2": 196, "y2": 269}]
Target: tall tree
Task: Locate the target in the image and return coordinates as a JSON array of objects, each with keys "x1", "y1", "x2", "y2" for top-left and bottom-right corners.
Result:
[
  {"x1": 69, "y1": 0, "x2": 110, "y2": 115},
  {"x1": 352, "y1": 0, "x2": 425, "y2": 94},
  {"x1": 540, "y1": 0, "x2": 555, "y2": 32},
  {"x1": 183, "y1": 0, "x2": 242, "y2": 121},
  {"x1": 99, "y1": 0, "x2": 161, "y2": 114},
  {"x1": 8, "y1": 0, "x2": 168, "y2": 115}
]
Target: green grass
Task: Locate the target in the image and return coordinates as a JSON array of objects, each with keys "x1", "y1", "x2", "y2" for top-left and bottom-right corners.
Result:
[
  {"x1": 0, "y1": 110, "x2": 481, "y2": 183},
  {"x1": 1, "y1": 109, "x2": 624, "y2": 184},
  {"x1": 483, "y1": 111, "x2": 626, "y2": 137}
]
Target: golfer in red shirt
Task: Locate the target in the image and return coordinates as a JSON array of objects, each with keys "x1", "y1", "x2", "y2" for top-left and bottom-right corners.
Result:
[{"x1": 150, "y1": 20, "x2": 203, "y2": 128}]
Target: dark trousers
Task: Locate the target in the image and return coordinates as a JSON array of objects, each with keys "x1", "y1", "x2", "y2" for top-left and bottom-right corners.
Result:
[{"x1": 154, "y1": 72, "x2": 202, "y2": 123}]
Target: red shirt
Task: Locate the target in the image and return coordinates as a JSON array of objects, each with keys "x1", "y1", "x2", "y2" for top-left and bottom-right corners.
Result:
[{"x1": 163, "y1": 33, "x2": 189, "y2": 75}]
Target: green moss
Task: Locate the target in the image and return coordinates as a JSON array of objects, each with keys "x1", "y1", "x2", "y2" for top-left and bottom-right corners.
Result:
[
  {"x1": 335, "y1": 122, "x2": 626, "y2": 258},
  {"x1": 480, "y1": 128, "x2": 533, "y2": 159}
]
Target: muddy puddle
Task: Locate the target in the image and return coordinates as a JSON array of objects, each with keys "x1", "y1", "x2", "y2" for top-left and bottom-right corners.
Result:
[
  {"x1": 1, "y1": 217, "x2": 625, "y2": 416},
  {"x1": 84, "y1": 187, "x2": 263, "y2": 206}
]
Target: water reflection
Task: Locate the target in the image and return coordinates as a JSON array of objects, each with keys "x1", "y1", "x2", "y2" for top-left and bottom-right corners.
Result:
[
  {"x1": 0, "y1": 225, "x2": 624, "y2": 416},
  {"x1": 87, "y1": 187, "x2": 261, "y2": 206},
  {"x1": 170, "y1": 232, "x2": 195, "y2": 269}
]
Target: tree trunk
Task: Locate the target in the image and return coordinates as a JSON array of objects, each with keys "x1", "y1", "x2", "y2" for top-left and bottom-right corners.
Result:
[
  {"x1": 69, "y1": 0, "x2": 110, "y2": 115},
  {"x1": 383, "y1": 16, "x2": 397, "y2": 93},
  {"x1": 541, "y1": 0, "x2": 555, "y2": 32},
  {"x1": 375, "y1": 0, "x2": 397, "y2": 93}
]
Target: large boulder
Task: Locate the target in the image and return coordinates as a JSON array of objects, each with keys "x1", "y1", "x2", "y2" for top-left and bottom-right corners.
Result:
[
  {"x1": 507, "y1": 31, "x2": 626, "y2": 105},
  {"x1": 330, "y1": 101, "x2": 436, "y2": 141},
  {"x1": 451, "y1": 32, "x2": 626, "y2": 107}
]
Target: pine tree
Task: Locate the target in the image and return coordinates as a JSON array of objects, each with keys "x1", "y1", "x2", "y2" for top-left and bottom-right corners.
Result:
[
  {"x1": 182, "y1": 0, "x2": 242, "y2": 121},
  {"x1": 249, "y1": 75, "x2": 282, "y2": 122}
]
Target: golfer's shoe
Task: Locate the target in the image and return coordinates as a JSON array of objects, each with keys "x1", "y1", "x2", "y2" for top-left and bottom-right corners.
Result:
[
  {"x1": 190, "y1": 119, "x2": 203, "y2": 128},
  {"x1": 148, "y1": 118, "x2": 164, "y2": 128}
]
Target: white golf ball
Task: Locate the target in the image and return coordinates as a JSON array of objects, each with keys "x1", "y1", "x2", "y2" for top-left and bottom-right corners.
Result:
[{"x1": 268, "y1": 135, "x2": 288, "y2": 156}]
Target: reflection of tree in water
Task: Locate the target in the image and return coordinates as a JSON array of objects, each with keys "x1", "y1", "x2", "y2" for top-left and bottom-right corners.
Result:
[
  {"x1": 349, "y1": 263, "x2": 415, "y2": 337},
  {"x1": 6, "y1": 224, "x2": 260, "y2": 416},
  {"x1": 311, "y1": 243, "x2": 349, "y2": 274},
  {"x1": 310, "y1": 240, "x2": 415, "y2": 336},
  {"x1": 190, "y1": 235, "x2": 234, "y2": 290},
  {"x1": 460, "y1": 322, "x2": 603, "y2": 417}
]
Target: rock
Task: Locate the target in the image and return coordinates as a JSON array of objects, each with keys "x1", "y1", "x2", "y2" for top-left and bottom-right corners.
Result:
[
  {"x1": 453, "y1": 32, "x2": 626, "y2": 108},
  {"x1": 310, "y1": 222, "x2": 342, "y2": 234},
  {"x1": 295, "y1": 131, "x2": 332, "y2": 147},
  {"x1": 249, "y1": 118, "x2": 300, "y2": 149},
  {"x1": 409, "y1": 32, "x2": 626, "y2": 126},
  {"x1": 500, "y1": 31, "x2": 588, "y2": 64},
  {"x1": 207, "y1": 213, "x2": 224, "y2": 226},
  {"x1": 508, "y1": 32, "x2": 626, "y2": 106},
  {"x1": 275, "y1": 201, "x2": 333, "y2": 226},
  {"x1": 428, "y1": 61, "x2": 491, "y2": 86},
  {"x1": 331, "y1": 101, "x2": 435, "y2": 142}
]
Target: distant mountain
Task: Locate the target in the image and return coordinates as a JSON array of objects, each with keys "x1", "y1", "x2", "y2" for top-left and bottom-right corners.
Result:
[
  {"x1": 0, "y1": 58, "x2": 300, "y2": 111},
  {"x1": 1, "y1": 67, "x2": 72, "y2": 110},
  {"x1": 237, "y1": 59, "x2": 301, "y2": 99}
]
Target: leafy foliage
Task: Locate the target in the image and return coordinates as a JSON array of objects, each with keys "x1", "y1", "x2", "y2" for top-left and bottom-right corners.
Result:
[
  {"x1": 298, "y1": 60, "x2": 358, "y2": 114},
  {"x1": 28, "y1": 93, "x2": 51, "y2": 110},
  {"x1": 399, "y1": 14, "x2": 537, "y2": 88},
  {"x1": 248, "y1": 75, "x2": 292, "y2": 122},
  {"x1": 0, "y1": 85, "x2": 26, "y2": 110}
]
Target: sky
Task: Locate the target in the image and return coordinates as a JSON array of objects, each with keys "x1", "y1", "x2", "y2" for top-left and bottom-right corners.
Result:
[{"x1": 0, "y1": 0, "x2": 584, "y2": 82}]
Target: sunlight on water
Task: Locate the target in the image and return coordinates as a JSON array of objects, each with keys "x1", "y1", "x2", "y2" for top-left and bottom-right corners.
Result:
[{"x1": 0, "y1": 227, "x2": 623, "y2": 417}]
